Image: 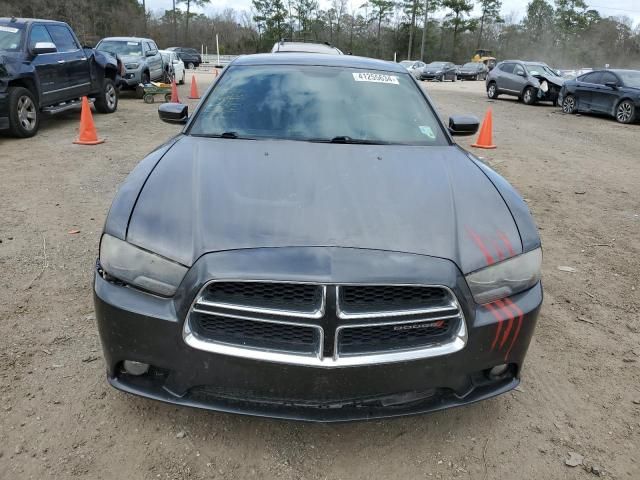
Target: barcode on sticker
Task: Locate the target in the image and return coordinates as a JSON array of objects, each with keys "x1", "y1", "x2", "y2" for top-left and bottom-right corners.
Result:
[{"x1": 352, "y1": 72, "x2": 399, "y2": 84}]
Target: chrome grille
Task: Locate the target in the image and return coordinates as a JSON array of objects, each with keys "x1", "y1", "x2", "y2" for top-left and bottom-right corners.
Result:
[{"x1": 184, "y1": 281, "x2": 467, "y2": 367}]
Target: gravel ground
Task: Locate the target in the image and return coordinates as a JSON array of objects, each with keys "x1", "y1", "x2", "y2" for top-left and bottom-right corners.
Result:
[{"x1": 0, "y1": 73, "x2": 638, "y2": 480}]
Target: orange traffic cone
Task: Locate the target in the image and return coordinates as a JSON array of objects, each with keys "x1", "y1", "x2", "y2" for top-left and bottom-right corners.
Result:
[
  {"x1": 73, "y1": 97, "x2": 104, "y2": 145},
  {"x1": 188, "y1": 75, "x2": 200, "y2": 99},
  {"x1": 170, "y1": 78, "x2": 180, "y2": 103},
  {"x1": 471, "y1": 108, "x2": 496, "y2": 149}
]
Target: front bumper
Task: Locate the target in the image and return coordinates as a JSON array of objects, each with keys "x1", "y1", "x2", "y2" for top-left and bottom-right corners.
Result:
[
  {"x1": 121, "y1": 68, "x2": 143, "y2": 87},
  {"x1": 94, "y1": 247, "x2": 542, "y2": 422},
  {"x1": 0, "y1": 91, "x2": 9, "y2": 130},
  {"x1": 458, "y1": 72, "x2": 480, "y2": 80},
  {"x1": 420, "y1": 73, "x2": 442, "y2": 80}
]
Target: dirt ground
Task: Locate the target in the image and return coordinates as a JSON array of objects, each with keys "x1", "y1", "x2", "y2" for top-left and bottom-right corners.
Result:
[{"x1": 1, "y1": 72, "x2": 638, "y2": 480}]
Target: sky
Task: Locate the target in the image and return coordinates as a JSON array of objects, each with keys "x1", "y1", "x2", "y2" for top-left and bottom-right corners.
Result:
[{"x1": 145, "y1": 0, "x2": 640, "y2": 27}]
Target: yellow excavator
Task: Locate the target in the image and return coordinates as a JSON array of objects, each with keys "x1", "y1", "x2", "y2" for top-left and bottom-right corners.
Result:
[{"x1": 472, "y1": 49, "x2": 497, "y2": 70}]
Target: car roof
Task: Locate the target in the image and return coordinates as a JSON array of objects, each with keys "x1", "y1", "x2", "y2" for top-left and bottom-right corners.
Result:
[
  {"x1": 98, "y1": 37, "x2": 154, "y2": 43},
  {"x1": 609, "y1": 69, "x2": 639, "y2": 74},
  {"x1": 273, "y1": 41, "x2": 342, "y2": 54},
  {"x1": 233, "y1": 53, "x2": 406, "y2": 73},
  {"x1": 0, "y1": 17, "x2": 67, "y2": 26}
]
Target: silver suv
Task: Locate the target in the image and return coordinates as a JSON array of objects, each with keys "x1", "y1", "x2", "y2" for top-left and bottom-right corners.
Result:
[
  {"x1": 96, "y1": 37, "x2": 164, "y2": 88},
  {"x1": 486, "y1": 60, "x2": 564, "y2": 105}
]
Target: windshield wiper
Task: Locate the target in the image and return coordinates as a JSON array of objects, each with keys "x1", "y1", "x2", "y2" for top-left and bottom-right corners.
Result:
[
  {"x1": 192, "y1": 131, "x2": 254, "y2": 140},
  {"x1": 311, "y1": 136, "x2": 392, "y2": 145}
]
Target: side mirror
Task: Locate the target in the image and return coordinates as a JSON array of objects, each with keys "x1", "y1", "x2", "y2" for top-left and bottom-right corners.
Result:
[
  {"x1": 158, "y1": 103, "x2": 188, "y2": 124},
  {"x1": 516, "y1": 70, "x2": 525, "y2": 77},
  {"x1": 448, "y1": 115, "x2": 479, "y2": 136},
  {"x1": 605, "y1": 81, "x2": 618, "y2": 89},
  {"x1": 146, "y1": 50, "x2": 157, "y2": 57},
  {"x1": 32, "y1": 42, "x2": 57, "y2": 55}
]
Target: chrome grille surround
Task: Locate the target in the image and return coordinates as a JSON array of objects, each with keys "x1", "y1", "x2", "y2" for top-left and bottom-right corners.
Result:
[{"x1": 183, "y1": 281, "x2": 467, "y2": 368}]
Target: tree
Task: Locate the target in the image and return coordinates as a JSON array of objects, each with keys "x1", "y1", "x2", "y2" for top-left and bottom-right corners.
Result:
[
  {"x1": 404, "y1": 0, "x2": 420, "y2": 59},
  {"x1": 476, "y1": 0, "x2": 501, "y2": 48},
  {"x1": 294, "y1": 0, "x2": 319, "y2": 40},
  {"x1": 369, "y1": 0, "x2": 395, "y2": 57},
  {"x1": 420, "y1": 0, "x2": 440, "y2": 61},
  {"x1": 442, "y1": 0, "x2": 474, "y2": 60},
  {"x1": 252, "y1": 0, "x2": 288, "y2": 44},
  {"x1": 331, "y1": 0, "x2": 348, "y2": 47},
  {"x1": 178, "y1": 0, "x2": 211, "y2": 44},
  {"x1": 523, "y1": 0, "x2": 554, "y2": 34}
]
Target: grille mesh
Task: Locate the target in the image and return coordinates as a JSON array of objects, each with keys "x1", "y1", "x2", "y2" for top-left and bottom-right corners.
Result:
[
  {"x1": 192, "y1": 312, "x2": 318, "y2": 354},
  {"x1": 338, "y1": 318, "x2": 454, "y2": 355},
  {"x1": 339, "y1": 285, "x2": 449, "y2": 313},
  {"x1": 204, "y1": 282, "x2": 322, "y2": 312}
]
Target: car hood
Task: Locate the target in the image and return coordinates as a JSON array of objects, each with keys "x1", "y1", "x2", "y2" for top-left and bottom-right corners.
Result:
[
  {"x1": 424, "y1": 67, "x2": 443, "y2": 72},
  {"x1": 533, "y1": 74, "x2": 564, "y2": 87},
  {"x1": 126, "y1": 137, "x2": 523, "y2": 273}
]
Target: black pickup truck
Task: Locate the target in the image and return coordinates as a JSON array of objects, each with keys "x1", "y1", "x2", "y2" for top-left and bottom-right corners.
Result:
[{"x1": 0, "y1": 17, "x2": 121, "y2": 138}]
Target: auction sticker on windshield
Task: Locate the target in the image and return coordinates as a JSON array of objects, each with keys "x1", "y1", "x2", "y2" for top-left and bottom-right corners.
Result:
[
  {"x1": 352, "y1": 72, "x2": 399, "y2": 85},
  {"x1": 0, "y1": 26, "x2": 19, "y2": 33}
]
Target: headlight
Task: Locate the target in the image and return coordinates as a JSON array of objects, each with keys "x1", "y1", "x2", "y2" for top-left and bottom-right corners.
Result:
[
  {"x1": 124, "y1": 63, "x2": 139, "y2": 69},
  {"x1": 465, "y1": 248, "x2": 542, "y2": 304},
  {"x1": 99, "y1": 234, "x2": 188, "y2": 296},
  {"x1": 436, "y1": 70, "x2": 442, "y2": 74}
]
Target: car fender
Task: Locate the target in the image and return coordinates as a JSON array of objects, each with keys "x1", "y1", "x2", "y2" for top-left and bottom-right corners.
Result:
[{"x1": 0, "y1": 54, "x2": 42, "y2": 102}]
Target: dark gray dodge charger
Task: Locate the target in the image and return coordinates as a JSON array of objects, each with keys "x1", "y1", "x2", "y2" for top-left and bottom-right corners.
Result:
[{"x1": 94, "y1": 54, "x2": 543, "y2": 421}]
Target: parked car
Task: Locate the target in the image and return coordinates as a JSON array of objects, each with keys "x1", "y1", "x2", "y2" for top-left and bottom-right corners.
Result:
[
  {"x1": 399, "y1": 60, "x2": 426, "y2": 79},
  {"x1": 0, "y1": 17, "x2": 119, "y2": 138},
  {"x1": 457, "y1": 62, "x2": 488, "y2": 81},
  {"x1": 271, "y1": 40, "x2": 343, "y2": 55},
  {"x1": 160, "y1": 49, "x2": 185, "y2": 85},
  {"x1": 560, "y1": 69, "x2": 640, "y2": 124},
  {"x1": 94, "y1": 53, "x2": 543, "y2": 422},
  {"x1": 96, "y1": 36, "x2": 163, "y2": 92},
  {"x1": 166, "y1": 47, "x2": 202, "y2": 69},
  {"x1": 420, "y1": 61, "x2": 457, "y2": 81},
  {"x1": 486, "y1": 60, "x2": 564, "y2": 105}
]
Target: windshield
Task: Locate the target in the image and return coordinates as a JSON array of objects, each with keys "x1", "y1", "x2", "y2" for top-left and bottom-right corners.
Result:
[
  {"x1": 617, "y1": 70, "x2": 640, "y2": 88},
  {"x1": 97, "y1": 40, "x2": 142, "y2": 57},
  {"x1": 462, "y1": 63, "x2": 478, "y2": 68},
  {"x1": 428, "y1": 62, "x2": 446, "y2": 68},
  {"x1": 0, "y1": 24, "x2": 24, "y2": 52},
  {"x1": 189, "y1": 65, "x2": 447, "y2": 146},
  {"x1": 526, "y1": 64, "x2": 557, "y2": 77}
]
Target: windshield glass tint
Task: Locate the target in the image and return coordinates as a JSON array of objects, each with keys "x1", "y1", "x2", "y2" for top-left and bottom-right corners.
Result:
[
  {"x1": 189, "y1": 65, "x2": 447, "y2": 146},
  {"x1": 97, "y1": 40, "x2": 142, "y2": 56},
  {"x1": 0, "y1": 24, "x2": 24, "y2": 51},
  {"x1": 527, "y1": 64, "x2": 556, "y2": 76},
  {"x1": 618, "y1": 70, "x2": 640, "y2": 88}
]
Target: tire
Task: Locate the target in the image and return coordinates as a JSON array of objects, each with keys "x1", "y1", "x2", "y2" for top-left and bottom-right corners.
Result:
[
  {"x1": 164, "y1": 93, "x2": 172, "y2": 103},
  {"x1": 7, "y1": 86, "x2": 40, "y2": 138},
  {"x1": 94, "y1": 78, "x2": 118, "y2": 114},
  {"x1": 187, "y1": 62, "x2": 195, "y2": 70},
  {"x1": 179, "y1": 72, "x2": 185, "y2": 85},
  {"x1": 487, "y1": 82, "x2": 499, "y2": 99},
  {"x1": 562, "y1": 95, "x2": 577, "y2": 114},
  {"x1": 452, "y1": 74, "x2": 457, "y2": 82},
  {"x1": 615, "y1": 99, "x2": 635, "y2": 124},
  {"x1": 523, "y1": 86, "x2": 537, "y2": 105},
  {"x1": 143, "y1": 93, "x2": 154, "y2": 104}
]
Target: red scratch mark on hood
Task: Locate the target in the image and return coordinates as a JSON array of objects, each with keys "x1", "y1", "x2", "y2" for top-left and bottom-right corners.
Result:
[{"x1": 467, "y1": 228, "x2": 495, "y2": 265}]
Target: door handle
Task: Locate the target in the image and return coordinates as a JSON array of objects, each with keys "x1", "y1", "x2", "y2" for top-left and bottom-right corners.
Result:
[{"x1": 57, "y1": 59, "x2": 65, "y2": 64}]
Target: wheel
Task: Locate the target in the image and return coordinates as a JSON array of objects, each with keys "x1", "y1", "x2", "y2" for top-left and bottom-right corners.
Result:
[
  {"x1": 143, "y1": 93, "x2": 155, "y2": 104},
  {"x1": 452, "y1": 74, "x2": 457, "y2": 82},
  {"x1": 94, "y1": 78, "x2": 118, "y2": 113},
  {"x1": 179, "y1": 72, "x2": 185, "y2": 85},
  {"x1": 187, "y1": 62, "x2": 195, "y2": 70},
  {"x1": 487, "y1": 82, "x2": 499, "y2": 99},
  {"x1": 7, "y1": 87, "x2": 39, "y2": 138},
  {"x1": 561, "y1": 95, "x2": 577, "y2": 113},
  {"x1": 523, "y1": 86, "x2": 537, "y2": 105},
  {"x1": 164, "y1": 93, "x2": 172, "y2": 103},
  {"x1": 438, "y1": 75, "x2": 443, "y2": 82},
  {"x1": 616, "y1": 99, "x2": 635, "y2": 124}
]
